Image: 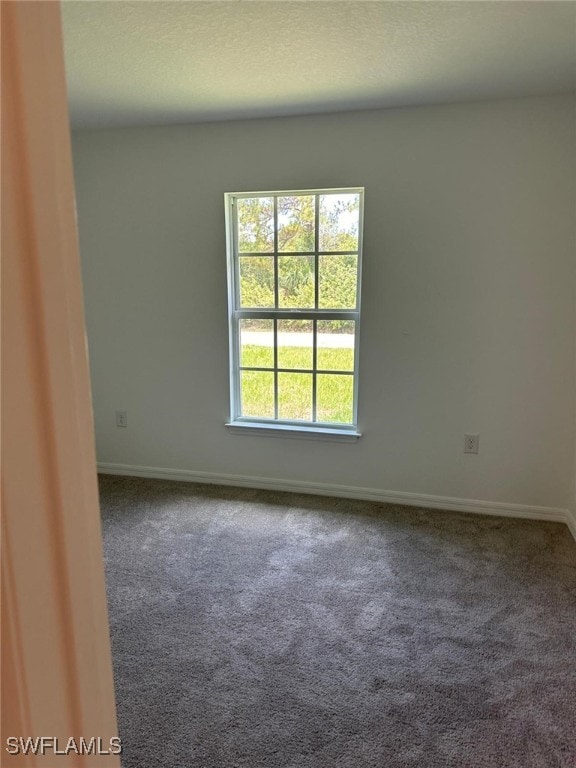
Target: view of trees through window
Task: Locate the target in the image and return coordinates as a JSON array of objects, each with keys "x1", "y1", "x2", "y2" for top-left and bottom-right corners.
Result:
[
  {"x1": 228, "y1": 190, "x2": 362, "y2": 426},
  {"x1": 237, "y1": 193, "x2": 359, "y2": 319}
]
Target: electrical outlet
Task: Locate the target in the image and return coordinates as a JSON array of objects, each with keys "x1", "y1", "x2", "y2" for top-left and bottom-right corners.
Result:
[
  {"x1": 116, "y1": 410, "x2": 127, "y2": 428},
  {"x1": 464, "y1": 433, "x2": 479, "y2": 454}
]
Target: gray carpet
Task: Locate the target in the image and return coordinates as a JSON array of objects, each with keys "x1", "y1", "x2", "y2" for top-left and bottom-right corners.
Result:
[{"x1": 99, "y1": 475, "x2": 576, "y2": 768}]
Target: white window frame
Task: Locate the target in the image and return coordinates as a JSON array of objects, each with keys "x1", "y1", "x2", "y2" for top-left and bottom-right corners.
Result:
[{"x1": 225, "y1": 187, "x2": 364, "y2": 440}]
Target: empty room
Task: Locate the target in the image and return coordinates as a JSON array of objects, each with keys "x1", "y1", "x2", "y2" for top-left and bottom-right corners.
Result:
[{"x1": 6, "y1": 1, "x2": 575, "y2": 766}]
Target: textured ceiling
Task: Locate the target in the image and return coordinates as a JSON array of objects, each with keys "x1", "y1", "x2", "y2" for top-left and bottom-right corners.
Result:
[{"x1": 62, "y1": 1, "x2": 576, "y2": 129}]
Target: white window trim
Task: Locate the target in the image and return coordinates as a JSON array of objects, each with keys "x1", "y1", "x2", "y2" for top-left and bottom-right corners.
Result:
[
  {"x1": 225, "y1": 187, "x2": 364, "y2": 438},
  {"x1": 225, "y1": 421, "x2": 361, "y2": 441}
]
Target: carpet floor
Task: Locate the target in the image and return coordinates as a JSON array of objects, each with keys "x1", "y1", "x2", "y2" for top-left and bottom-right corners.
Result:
[{"x1": 99, "y1": 475, "x2": 576, "y2": 768}]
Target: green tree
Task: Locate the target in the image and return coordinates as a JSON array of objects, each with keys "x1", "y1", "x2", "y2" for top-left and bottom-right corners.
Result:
[
  {"x1": 237, "y1": 193, "x2": 359, "y2": 325},
  {"x1": 237, "y1": 197, "x2": 274, "y2": 252}
]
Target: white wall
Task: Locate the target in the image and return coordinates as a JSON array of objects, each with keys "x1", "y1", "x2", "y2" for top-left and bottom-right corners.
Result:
[{"x1": 72, "y1": 94, "x2": 576, "y2": 512}]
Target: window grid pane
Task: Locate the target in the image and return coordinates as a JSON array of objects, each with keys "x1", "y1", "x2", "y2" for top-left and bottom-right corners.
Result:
[
  {"x1": 317, "y1": 374, "x2": 354, "y2": 424},
  {"x1": 318, "y1": 255, "x2": 358, "y2": 310},
  {"x1": 277, "y1": 320, "x2": 313, "y2": 370},
  {"x1": 278, "y1": 195, "x2": 316, "y2": 253},
  {"x1": 237, "y1": 197, "x2": 274, "y2": 253},
  {"x1": 240, "y1": 319, "x2": 274, "y2": 368},
  {"x1": 230, "y1": 189, "x2": 362, "y2": 427},
  {"x1": 239, "y1": 256, "x2": 275, "y2": 308},
  {"x1": 278, "y1": 256, "x2": 315, "y2": 308},
  {"x1": 317, "y1": 320, "x2": 355, "y2": 371},
  {"x1": 319, "y1": 193, "x2": 360, "y2": 252},
  {"x1": 278, "y1": 372, "x2": 313, "y2": 421},
  {"x1": 241, "y1": 370, "x2": 274, "y2": 418}
]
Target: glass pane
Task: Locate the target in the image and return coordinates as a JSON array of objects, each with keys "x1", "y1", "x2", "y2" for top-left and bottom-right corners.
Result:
[
  {"x1": 277, "y1": 320, "x2": 313, "y2": 370},
  {"x1": 237, "y1": 197, "x2": 274, "y2": 252},
  {"x1": 240, "y1": 319, "x2": 273, "y2": 369},
  {"x1": 319, "y1": 193, "x2": 360, "y2": 251},
  {"x1": 239, "y1": 257, "x2": 274, "y2": 308},
  {"x1": 278, "y1": 195, "x2": 315, "y2": 252},
  {"x1": 317, "y1": 321, "x2": 355, "y2": 371},
  {"x1": 278, "y1": 256, "x2": 315, "y2": 308},
  {"x1": 318, "y1": 255, "x2": 357, "y2": 309},
  {"x1": 317, "y1": 374, "x2": 354, "y2": 424},
  {"x1": 278, "y1": 372, "x2": 312, "y2": 421},
  {"x1": 241, "y1": 370, "x2": 274, "y2": 418}
]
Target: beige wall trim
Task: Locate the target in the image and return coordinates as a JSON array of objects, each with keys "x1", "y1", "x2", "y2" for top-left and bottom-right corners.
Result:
[
  {"x1": 98, "y1": 462, "x2": 569, "y2": 525},
  {"x1": 567, "y1": 508, "x2": 576, "y2": 543},
  {"x1": 2, "y1": 2, "x2": 120, "y2": 765}
]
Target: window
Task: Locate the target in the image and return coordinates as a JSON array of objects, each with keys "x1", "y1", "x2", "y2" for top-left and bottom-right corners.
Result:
[{"x1": 225, "y1": 188, "x2": 363, "y2": 438}]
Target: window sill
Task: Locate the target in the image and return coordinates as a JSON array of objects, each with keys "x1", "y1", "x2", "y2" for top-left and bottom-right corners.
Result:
[{"x1": 225, "y1": 421, "x2": 362, "y2": 442}]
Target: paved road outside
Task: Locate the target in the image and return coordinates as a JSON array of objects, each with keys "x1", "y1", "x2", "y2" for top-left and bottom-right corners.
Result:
[{"x1": 241, "y1": 331, "x2": 354, "y2": 348}]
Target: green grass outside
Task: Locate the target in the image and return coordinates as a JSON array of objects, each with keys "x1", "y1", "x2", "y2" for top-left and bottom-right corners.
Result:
[{"x1": 240, "y1": 345, "x2": 354, "y2": 423}]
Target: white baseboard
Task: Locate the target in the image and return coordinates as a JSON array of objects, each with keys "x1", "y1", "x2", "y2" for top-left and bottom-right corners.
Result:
[{"x1": 97, "y1": 462, "x2": 570, "y2": 526}]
